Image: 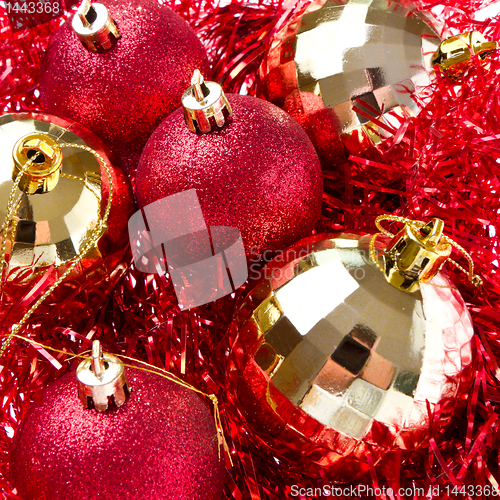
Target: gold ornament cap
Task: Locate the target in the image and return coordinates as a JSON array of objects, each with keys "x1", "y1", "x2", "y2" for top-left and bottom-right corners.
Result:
[
  {"x1": 72, "y1": 0, "x2": 120, "y2": 52},
  {"x1": 0, "y1": 113, "x2": 107, "y2": 272},
  {"x1": 181, "y1": 70, "x2": 233, "y2": 133},
  {"x1": 381, "y1": 218, "x2": 452, "y2": 293},
  {"x1": 12, "y1": 133, "x2": 63, "y2": 195},
  {"x1": 432, "y1": 31, "x2": 498, "y2": 76},
  {"x1": 76, "y1": 340, "x2": 130, "y2": 412}
]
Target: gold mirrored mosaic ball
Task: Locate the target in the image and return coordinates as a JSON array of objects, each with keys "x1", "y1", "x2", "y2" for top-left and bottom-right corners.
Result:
[
  {"x1": 228, "y1": 232, "x2": 474, "y2": 481},
  {"x1": 0, "y1": 112, "x2": 134, "y2": 279},
  {"x1": 258, "y1": 0, "x2": 443, "y2": 168}
]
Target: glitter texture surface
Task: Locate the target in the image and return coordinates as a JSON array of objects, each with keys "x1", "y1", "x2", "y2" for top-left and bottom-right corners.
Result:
[
  {"x1": 39, "y1": 0, "x2": 210, "y2": 176},
  {"x1": 135, "y1": 94, "x2": 323, "y2": 258},
  {"x1": 10, "y1": 368, "x2": 224, "y2": 500}
]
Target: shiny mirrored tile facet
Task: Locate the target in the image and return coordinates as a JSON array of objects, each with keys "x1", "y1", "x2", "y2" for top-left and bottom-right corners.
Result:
[
  {"x1": 347, "y1": 379, "x2": 384, "y2": 418},
  {"x1": 313, "y1": 359, "x2": 356, "y2": 396},
  {"x1": 394, "y1": 371, "x2": 420, "y2": 397},
  {"x1": 331, "y1": 336, "x2": 371, "y2": 375},
  {"x1": 329, "y1": 406, "x2": 371, "y2": 439},
  {"x1": 301, "y1": 385, "x2": 343, "y2": 427},
  {"x1": 361, "y1": 352, "x2": 395, "y2": 390}
]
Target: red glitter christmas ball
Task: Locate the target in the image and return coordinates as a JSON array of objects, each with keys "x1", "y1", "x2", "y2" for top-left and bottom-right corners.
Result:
[
  {"x1": 135, "y1": 87, "x2": 323, "y2": 259},
  {"x1": 10, "y1": 366, "x2": 224, "y2": 500},
  {"x1": 39, "y1": 0, "x2": 211, "y2": 176}
]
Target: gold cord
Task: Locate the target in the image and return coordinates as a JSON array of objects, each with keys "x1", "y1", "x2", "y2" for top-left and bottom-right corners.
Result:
[
  {"x1": 3, "y1": 332, "x2": 231, "y2": 462},
  {"x1": 369, "y1": 215, "x2": 483, "y2": 287},
  {"x1": 0, "y1": 141, "x2": 232, "y2": 460},
  {"x1": 369, "y1": 232, "x2": 385, "y2": 274},
  {"x1": 0, "y1": 143, "x2": 114, "y2": 357}
]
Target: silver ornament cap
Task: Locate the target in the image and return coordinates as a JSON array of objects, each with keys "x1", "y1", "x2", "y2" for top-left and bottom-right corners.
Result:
[
  {"x1": 72, "y1": 0, "x2": 121, "y2": 52},
  {"x1": 76, "y1": 340, "x2": 130, "y2": 412},
  {"x1": 181, "y1": 70, "x2": 233, "y2": 133}
]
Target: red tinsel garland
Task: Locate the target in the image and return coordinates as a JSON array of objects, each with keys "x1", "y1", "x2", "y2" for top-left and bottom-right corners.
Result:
[{"x1": 2, "y1": 0, "x2": 500, "y2": 499}]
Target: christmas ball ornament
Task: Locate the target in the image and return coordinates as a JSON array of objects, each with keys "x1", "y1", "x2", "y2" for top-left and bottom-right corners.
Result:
[
  {"x1": 0, "y1": 112, "x2": 134, "y2": 327},
  {"x1": 227, "y1": 218, "x2": 475, "y2": 482},
  {"x1": 257, "y1": 0, "x2": 442, "y2": 169},
  {"x1": 10, "y1": 341, "x2": 224, "y2": 500},
  {"x1": 135, "y1": 71, "x2": 323, "y2": 259},
  {"x1": 39, "y1": 0, "x2": 211, "y2": 175}
]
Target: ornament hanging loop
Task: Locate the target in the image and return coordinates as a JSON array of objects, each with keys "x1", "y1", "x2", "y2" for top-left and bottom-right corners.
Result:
[
  {"x1": 91, "y1": 340, "x2": 105, "y2": 379},
  {"x1": 191, "y1": 69, "x2": 209, "y2": 102},
  {"x1": 378, "y1": 217, "x2": 451, "y2": 293},
  {"x1": 431, "y1": 31, "x2": 498, "y2": 77},
  {"x1": 370, "y1": 215, "x2": 482, "y2": 293}
]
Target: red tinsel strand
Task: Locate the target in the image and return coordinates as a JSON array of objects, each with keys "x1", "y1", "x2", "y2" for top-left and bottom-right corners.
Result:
[{"x1": 0, "y1": 10, "x2": 66, "y2": 111}]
